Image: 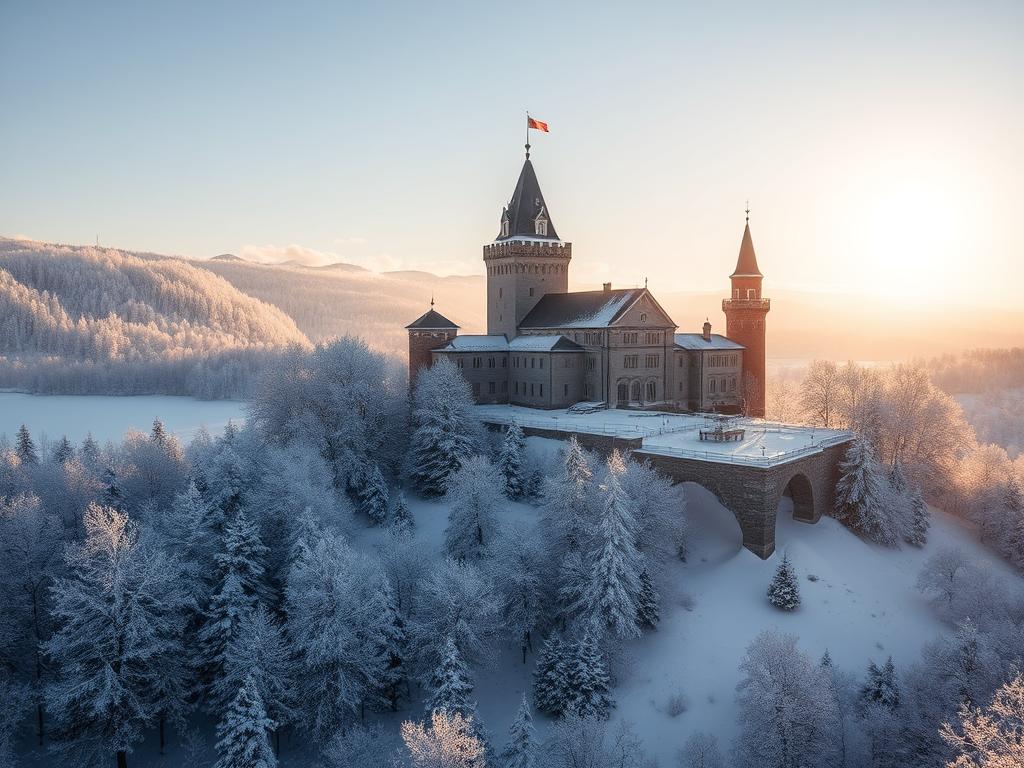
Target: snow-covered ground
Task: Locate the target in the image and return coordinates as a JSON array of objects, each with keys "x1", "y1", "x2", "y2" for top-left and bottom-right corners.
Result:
[
  {"x1": 0, "y1": 392, "x2": 246, "y2": 446},
  {"x1": 474, "y1": 403, "x2": 851, "y2": 466}
]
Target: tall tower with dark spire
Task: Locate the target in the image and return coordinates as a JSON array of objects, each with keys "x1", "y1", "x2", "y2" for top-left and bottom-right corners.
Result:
[
  {"x1": 722, "y1": 206, "x2": 770, "y2": 417},
  {"x1": 484, "y1": 152, "x2": 571, "y2": 339}
]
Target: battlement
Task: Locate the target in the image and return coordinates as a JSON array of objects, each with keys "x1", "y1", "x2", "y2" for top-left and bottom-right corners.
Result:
[{"x1": 483, "y1": 239, "x2": 572, "y2": 262}]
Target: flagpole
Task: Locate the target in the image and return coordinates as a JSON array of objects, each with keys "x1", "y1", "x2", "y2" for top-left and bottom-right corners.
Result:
[{"x1": 525, "y1": 110, "x2": 530, "y2": 159}]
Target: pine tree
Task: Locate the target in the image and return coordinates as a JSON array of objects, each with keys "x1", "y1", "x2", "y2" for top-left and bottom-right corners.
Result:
[
  {"x1": 859, "y1": 657, "x2": 900, "y2": 711},
  {"x1": 15, "y1": 424, "x2": 37, "y2": 465},
  {"x1": 563, "y1": 624, "x2": 613, "y2": 718},
  {"x1": 767, "y1": 553, "x2": 801, "y2": 611},
  {"x1": 360, "y1": 463, "x2": 391, "y2": 524},
  {"x1": 52, "y1": 435, "x2": 74, "y2": 464},
  {"x1": 533, "y1": 633, "x2": 570, "y2": 716},
  {"x1": 152, "y1": 417, "x2": 168, "y2": 448},
  {"x1": 217, "y1": 508, "x2": 272, "y2": 605},
  {"x1": 100, "y1": 466, "x2": 126, "y2": 511},
  {"x1": 214, "y1": 674, "x2": 277, "y2": 768},
  {"x1": 584, "y1": 451, "x2": 643, "y2": 639},
  {"x1": 390, "y1": 490, "x2": 414, "y2": 534},
  {"x1": 635, "y1": 568, "x2": 660, "y2": 630},
  {"x1": 497, "y1": 422, "x2": 526, "y2": 500},
  {"x1": 501, "y1": 694, "x2": 538, "y2": 768},
  {"x1": 835, "y1": 438, "x2": 898, "y2": 546},
  {"x1": 444, "y1": 455, "x2": 501, "y2": 560},
  {"x1": 820, "y1": 649, "x2": 833, "y2": 668},
  {"x1": 425, "y1": 637, "x2": 475, "y2": 718},
  {"x1": 906, "y1": 485, "x2": 930, "y2": 548},
  {"x1": 406, "y1": 358, "x2": 484, "y2": 496},
  {"x1": 80, "y1": 433, "x2": 100, "y2": 466},
  {"x1": 365, "y1": 579, "x2": 406, "y2": 713}
]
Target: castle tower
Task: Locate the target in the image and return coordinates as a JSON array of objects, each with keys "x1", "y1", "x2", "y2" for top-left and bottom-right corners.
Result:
[
  {"x1": 484, "y1": 152, "x2": 571, "y2": 339},
  {"x1": 722, "y1": 208, "x2": 770, "y2": 417},
  {"x1": 405, "y1": 300, "x2": 459, "y2": 389}
]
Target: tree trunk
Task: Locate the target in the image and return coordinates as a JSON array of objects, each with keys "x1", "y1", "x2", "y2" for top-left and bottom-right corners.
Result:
[
  {"x1": 159, "y1": 715, "x2": 165, "y2": 755},
  {"x1": 117, "y1": 750, "x2": 128, "y2": 768},
  {"x1": 36, "y1": 703, "x2": 44, "y2": 747},
  {"x1": 275, "y1": 727, "x2": 281, "y2": 757}
]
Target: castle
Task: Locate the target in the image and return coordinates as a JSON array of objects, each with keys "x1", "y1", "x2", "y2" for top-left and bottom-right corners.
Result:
[{"x1": 407, "y1": 150, "x2": 770, "y2": 416}]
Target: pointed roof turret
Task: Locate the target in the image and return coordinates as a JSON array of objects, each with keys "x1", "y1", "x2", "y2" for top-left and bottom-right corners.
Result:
[
  {"x1": 496, "y1": 157, "x2": 560, "y2": 241},
  {"x1": 731, "y1": 207, "x2": 762, "y2": 278},
  {"x1": 405, "y1": 298, "x2": 459, "y2": 330}
]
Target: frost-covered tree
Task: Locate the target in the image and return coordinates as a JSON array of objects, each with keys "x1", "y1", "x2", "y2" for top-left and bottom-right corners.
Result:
[
  {"x1": 425, "y1": 637, "x2": 475, "y2": 718},
  {"x1": 100, "y1": 466, "x2": 126, "y2": 512},
  {"x1": 906, "y1": 485, "x2": 931, "y2": 548},
  {"x1": 217, "y1": 508, "x2": 272, "y2": 605},
  {"x1": 155, "y1": 481, "x2": 217, "y2": 625},
  {"x1": 497, "y1": 422, "x2": 527, "y2": 500},
  {"x1": 444, "y1": 455, "x2": 501, "y2": 560},
  {"x1": 860, "y1": 657, "x2": 901, "y2": 710},
  {"x1": 15, "y1": 425, "x2": 37, "y2": 465},
  {"x1": 582, "y1": 451, "x2": 643, "y2": 639},
  {"x1": 214, "y1": 674, "x2": 277, "y2": 768},
  {"x1": 836, "y1": 437, "x2": 899, "y2": 546},
  {"x1": 502, "y1": 694, "x2": 538, "y2": 768},
  {"x1": 406, "y1": 358, "x2": 484, "y2": 496},
  {"x1": 0, "y1": 678, "x2": 31, "y2": 766},
  {"x1": 212, "y1": 605, "x2": 296, "y2": 749},
  {"x1": 543, "y1": 714, "x2": 646, "y2": 768},
  {"x1": 45, "y1": 505, "x2": 190, "y2": 768},
  {"x1": 533, "y1": 633, "x2": 570, "y2": 716},
  {"x1": 940, "y1": 672, "x2": 1024, "y2": 768},
  {"x1": 321, "y1": 723, "x2": 395, "y2": 768},
  {"x1": 542, "y1": 436, "x2": 594, "y2": 555},
  {"x1": 361, "y1": 463, "x2": 391, "y2": 524},
  {"x1": 494, "y1": 524, "x2": 549, "y2": 663},
  {"x1": 364, "y1": 578, "x2": 407, "y2": 714},
  {"x1": 401, "y1": 710, "x2": 486, "y2": 768},
  {"x1": 563, "y1": 624, "x2": 613, "y2": 719},
  {"x1": 635, "y1": 568, "x2": 660, "y2": 630},
  {"x1": 80, "y1": 433, "x2": 100, "y2": 467},
  {"x1": 678, "y1": 732, "x2": 725, "y2": 768},
  {"x1": 390, "y1": 489, "x2": 414, "y2": 534},
  {"x1": 767, "y1": 553, "x2": 801, "y2": 611},
  {"x1": 733, "y1": 630, "x2": 842, "y2": 768},
  {"x1": 51, "y1": 436, "x2": 74, "y2": 464},
  {"x1": 409, "y1": 558, "x2": 500, "y2": 676},
  {"x1": 0, "y1": 493, "x2": 63, "y2": 746},
  {"x1": 621, "y1": 458, "x2": 686, "y2": 566}
]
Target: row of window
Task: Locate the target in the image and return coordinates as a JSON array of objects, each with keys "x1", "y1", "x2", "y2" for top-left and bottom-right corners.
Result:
[
  {"x1": 471, "y1": 380, "x2": 509, "y2": 396},
  {"x1": 514, "y1": 381, "x2": 545, "y2": 398},
  {"x1": 620, "y1": 332, "x2": 662, "y2": 345},
  {"x1": 488, "y1": 261, "x2": 565, "y2": 276},
  {"x1": 708, "y1": 354, "x2": 739, "y2": 368},
  {"x1": 624, "y1": 354, "x2": 660, "y2": 369},
  {"x1": 709, "y1": 377, "x2": 738, "y2": 394}
]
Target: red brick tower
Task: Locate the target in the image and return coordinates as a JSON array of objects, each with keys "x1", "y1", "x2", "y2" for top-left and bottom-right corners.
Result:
[
  {"x1": 722, "y1": 207, "x2": 770, "y2": 417},
  {"x1": 405, "y1": 299, "x2": 459, "y2": 389}
]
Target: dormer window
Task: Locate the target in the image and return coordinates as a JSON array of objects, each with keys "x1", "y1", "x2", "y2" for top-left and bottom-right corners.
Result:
[
  {"x1": 535, "y1": 218, "x2": 547, "y2": 236},
  {"x1": 501, "y1": 218, "x2": 510, "y2": 238}
]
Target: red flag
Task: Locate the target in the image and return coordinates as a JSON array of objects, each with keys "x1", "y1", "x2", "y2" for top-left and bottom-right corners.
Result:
[{"x1": 527, "y1": 116, "x2": 549, "y2": 132}]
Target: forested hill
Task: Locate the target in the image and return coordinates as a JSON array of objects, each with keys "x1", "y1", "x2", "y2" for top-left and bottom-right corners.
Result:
[{"x1": 0, "y1": 238, "x2": 310, "y2": 397}]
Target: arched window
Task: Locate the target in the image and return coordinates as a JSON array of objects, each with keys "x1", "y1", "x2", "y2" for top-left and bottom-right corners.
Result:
[
  {"x1": 501, "y1": 218, "x2": 509, "y2": 238},
  {"x1": 535, "y1": 218, "x2": 548, "y2": 236},
  {"x1": 646, "y1": 380, "x2": 656, "y2": 401},
  {"x1": 630, "y1": 380, "x2": 641, "y2": 402}
]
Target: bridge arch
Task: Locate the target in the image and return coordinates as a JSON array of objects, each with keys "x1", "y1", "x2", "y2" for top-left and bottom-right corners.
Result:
[{"x1": 781, "y1": 472, "x2": 817, "y2": 523}]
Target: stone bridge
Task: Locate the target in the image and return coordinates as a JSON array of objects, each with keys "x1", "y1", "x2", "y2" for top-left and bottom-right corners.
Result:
[{"x1": 491, "y1": 422, "x2": 852, "y2": 560}]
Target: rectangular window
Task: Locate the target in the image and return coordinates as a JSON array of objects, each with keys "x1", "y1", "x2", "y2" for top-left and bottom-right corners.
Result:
[
  {"x1": 473, "y1": 357, "x2": 481, "y2": 369},
  {"x1": 679, "y1": 382, "x2": 683, "y2": 392},
  {"x1": 710, "y1": 379, "x2": 717, "y2": 393},
  {"x1": 730, "y1": 377, "x2": 736, "y2": 391},
  {"x1": 645, "y1": 354, "x2": 659, "y2": 368},
  {"x1": 457, "y1": 359, "x2": 464, "y2": 369},
  {"x1": 678, "y1": 357, "x2": 684, "y2": 367},
  {"x1": 624, "y1": 355, "x2": 638, "y2": 369},
  {"x1": 530, "y1": 383, "x2": 534, "y2": 396},
  {"x1": 488, "y1": 381, "x2": 496, "y2": 394},
  {"x1": 531, "y1": 358, "x2": 535, "y2": 369},
  {"x1": 623, "y1": 332, "x2": 638, "y2": 344},
  {"x1": 502, "y1": 357, "x2": 507, "y2": 368},
  {"x1": 499, "y1": 287, "x2": 503, "y2": 298},
  {"x1": 564, "y1": 383, "x2": 569, "y2": 396},
  {"x1": 472, "y1": 382, "x2": 480, "y2": 396},
  {"x1": 529, "y1": 287, "x2": 535, "y2": 297},
  {"x1": 539, "y1": 358, "x2": 544, "y2": 370},
  {"x1": 488, "y1": 357, "x2": 495, "y2": 368},
  {"x1": 645, "y1": 332, "x2": 660, "y2": 344},
  {"x1": 539, "y1": 384, "x2": 544, "y2": 397}
]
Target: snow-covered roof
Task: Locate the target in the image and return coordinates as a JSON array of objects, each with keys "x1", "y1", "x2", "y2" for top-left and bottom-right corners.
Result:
[
  {"x1": 436, "y1": 335, "x2": 508, "y2": 352},
  {"x1": 508, "y1": 334, "x2": 584, "y2": 352},
  {"x1": 519, "y1": 288, "x2": 645, "y2": 329},
  {"x1": 674, "y1": 333, "x2": 745, "y2": 351}
]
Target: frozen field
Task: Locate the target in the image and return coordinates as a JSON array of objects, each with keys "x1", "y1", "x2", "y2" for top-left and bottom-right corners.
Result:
[{"x1": 0, "y1": 392, "x2": 246, "y2": 446}]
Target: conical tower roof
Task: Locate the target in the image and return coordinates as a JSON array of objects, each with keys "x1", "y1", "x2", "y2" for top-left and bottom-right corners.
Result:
[
  {"x1": 405, "y1": 306, "x2": 459, "y2": 330},
  {"x1": 496, "y1": 158, "x2": 559, "y2": 241},
  {"x1": 731, "y1": 221, "x2": 762, "y2": 278}
]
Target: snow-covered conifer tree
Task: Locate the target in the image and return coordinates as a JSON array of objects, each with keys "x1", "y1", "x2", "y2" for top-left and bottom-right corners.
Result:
[
  {"x1": 860, "y1": 657, "x2": 900, "y2": 710},
  {"x1": 45, "y1": 505, "x2": 190, "y2": 768},
  {"x1": 425, "y1": 636, "x2": 475, "y2": 717},
  {"x1": 80, "y1": 433, "x2": 101, "y2": 467},
  {"x1": 15, "y1": 425, "x2": 37, "y2": 465},
  {"x1": 678, "y1": 732, "x2": 725, "y2": 768},
  {"x1": 52, "y1": 436, "x2": 74, "y2": 464},
  {"x1": 767, "y1": 553, "x2": 801, "y2": 611},
  {"x1": 583, "y1": 451, "x2": 643, "y2": 639},
  {"x1": 501, "y1": 694, "x2": 538, "y2": 768},
  {"x1": 835, "y1": 437, "x2": 898, "y2": 546},
  {"x1": 217, "y1": 508, "x2": 272, "y2": 605},
  {"x1": 533, "y1": 633, "x2": 570, "y2": 716},
  {"x1": 405, "y1": 358, "x2": 484, "y2": 496},
  {"x1": 100, "y1": 466, "x2": 126, "y2": 511},
  {"x1": 361, "y1": 463, "x2": 391, "y2": 524},
  {"x1": 151, "y1": 417, "x2": 169, "y2": 449},
  {"x1": 494, "y1": 525, "x2": 547, "y2": 663},
  {"x1": 390, "y1": 489, "x2": 414, "y2": 534},
  {"x1": 906, "y1": 485, "x2": 930, "y2": 548},
  {"x1": 365, "y1": 578, "x2": 406, "y2": 713},
  {"x1": 496, "y1": 422, "x2": 526, "y2": 500},
  {"x1": 212, "y1": 605, "x2": 296, "y2": 743},
  {"x1": 635, "y1": 568, "x2": 660, "y2": 629},
  {"x1": 444, "y1": 455, "x2": 501, "y2": 560},
  {"x1": 214, "y1": 674, "x2": 277, "y2": 768},
  {"x1": 563, "y1": 624, "x2": 613, "y2": 718}
]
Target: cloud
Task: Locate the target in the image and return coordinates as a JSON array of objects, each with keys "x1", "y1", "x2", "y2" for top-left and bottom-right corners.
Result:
[
  {"x1": 236, "y1": 242, "x2": 479, "y2": 276},
  {"x1": 238, "y1": 243, "x2": 343, "y2": 267}
]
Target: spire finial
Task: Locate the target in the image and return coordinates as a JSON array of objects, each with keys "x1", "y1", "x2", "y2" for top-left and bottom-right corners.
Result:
[
  {"x1": 430, "y1": 294, "x2": 435, "y2": 308},
  {"x1": 745, "y1": 200, "x2": 750, "y2": 223},
  {"x1": 525, "y1": 110, "x2": 531, "y2": 159},
  {"x1": 644, "y1": 276, "x2": 648, "y2": 289}
]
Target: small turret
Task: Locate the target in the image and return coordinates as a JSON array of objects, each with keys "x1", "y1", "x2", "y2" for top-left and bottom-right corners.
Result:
[{"x1": 406, "y1": 299, "x2": 459, "y2": 389}]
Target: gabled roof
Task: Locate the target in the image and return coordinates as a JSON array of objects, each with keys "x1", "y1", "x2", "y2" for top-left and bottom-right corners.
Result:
[
  {"x1": 496, "y1": 158, "x2": 560, "y2": 241},
  {"x1": 405, "y1": 308, "x2": 459, "y2": 329},
  {"x1": 519, "y1": 288, "x2": 676, "y2": 330},
  {"x1": 509, "y1": 334, "x2": 584, "y2": 352},
  {"x1": 674, "y1": 333, "x2": 745, "y2": 351},
  {"x1": 731, "y1": 222, "x2": 762, "y2": 278}
]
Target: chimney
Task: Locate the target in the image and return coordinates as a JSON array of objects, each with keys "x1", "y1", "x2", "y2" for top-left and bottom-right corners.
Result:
[
  {"x1": 702, "y1": 319, "x2": 712, "y2": 342},
  {"x1": 602, "y1": 282, "x2": 612, "y2": 292}
]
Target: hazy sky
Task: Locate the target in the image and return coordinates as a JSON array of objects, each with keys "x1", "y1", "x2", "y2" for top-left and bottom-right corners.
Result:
[{"x1": 2, "y1": 1, "x2": 1021, "y2": 307}]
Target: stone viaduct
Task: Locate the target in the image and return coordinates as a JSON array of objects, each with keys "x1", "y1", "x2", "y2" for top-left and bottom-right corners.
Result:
[{"x1": 497, "y1": 423, "x2": 852, "y2": 560}]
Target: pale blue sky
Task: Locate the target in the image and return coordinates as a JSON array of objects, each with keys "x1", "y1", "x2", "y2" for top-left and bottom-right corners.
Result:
[{"x1": 2, "y1": 1, "x2": 1021, "y2": 305}]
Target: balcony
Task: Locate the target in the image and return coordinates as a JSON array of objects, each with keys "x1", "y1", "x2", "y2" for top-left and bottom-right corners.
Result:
[{"x1": 722, "y1": 298, "x2": 771, "y2": 311}]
